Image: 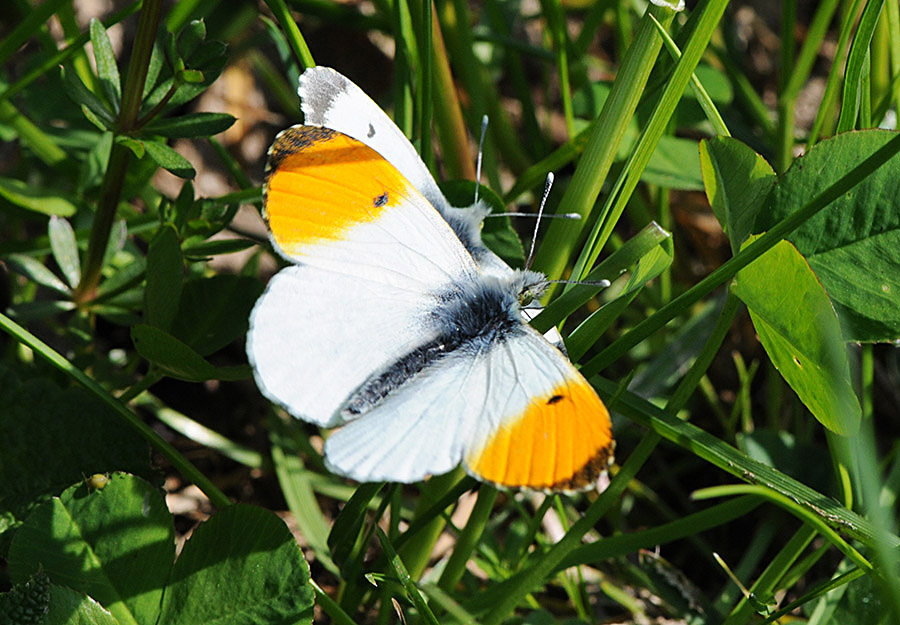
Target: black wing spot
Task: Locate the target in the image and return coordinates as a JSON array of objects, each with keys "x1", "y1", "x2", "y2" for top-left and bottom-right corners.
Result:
[
  {"x1": 367, "y1": 123, "x2": 376, "y2": 138},
  {"x1": 374, "y1": 192, "x2": 389, "y2": 208},
  {"x1": 547, "y1": 394, "x2": 564, "y2": 405}
]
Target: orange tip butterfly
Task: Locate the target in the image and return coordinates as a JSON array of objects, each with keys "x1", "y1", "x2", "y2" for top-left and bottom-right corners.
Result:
[{"x1": 247, "y1": 67, "x2": 614, "y2": 491}]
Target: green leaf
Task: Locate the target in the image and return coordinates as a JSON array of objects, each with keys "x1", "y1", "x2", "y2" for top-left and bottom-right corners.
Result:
[
  {"x1": 115, "y1": 135, "x2": 145, "y2": 158},
  {"x1": 181, "y1": 237, "x2": 255, "y2": 258},
  {"x1": 0, "y1": 363, "x2": 152, "y2": 541},
  {"x1": 732, "y1": 237, "x2": 860, "y2": 435},
  {"x1": 642, "y1": 135, "x2": 704, "y2": 191},
  {"x1": 60, "y1": 65, "x2": 114, "y2": 128},
  {"x1": 44, "y1": 584, "x2": 119, "y2": 625},
  {"x1": 755, "y1": 130, "x2": 900, "y2": 342},
  {"x1": 80, "y1": 103, "x2": 112, "y2": 132},
  {"x1": 6, "y1": 474, "x2": 313, "y2": 625},
  {"x1": 78, "y1": 131, "x2": 113, "y2": 193},
  {"x1": 178, "y1": 19, "x2": 207, "y2": 59},
  {"x1": 143, "y1": 140, "x2": 195, "y2": 179},
  {"x1": 699, "y1": 136, "x2": 776, "y2": 253},
  {"x1": 144, "y1": 224, "x2": 183, "y2": 331},
  {"x1": 143, "y1": 112, "x2": 236, "y2": 138},
  {"x1": 5, "y1": 253, "x2": 70, "y2": 295},
  {"x1": 328, "y1": 482, "x2": 383, "y2": 573},
  {"x1": 169, "y1": 275, "x2": 263, "y2": 356},
  {"x1": 8, "y1": 474, "x2": 174, "y2": 624},
  {"x1": 48, "y1": 216, "x2": 81, "y2": 289},
  {"x1": 89, "y1": 19, "x2": 121, "y2": 111},
  {"x1": 142, "y1": 32, "x2": 165, "y2": 99},
  {"x1": 131, "y1": 323, "x2": 251, "y2": 381},
  {"x1": 158, "y1": 504, "x2": 314, "y2": 625},
  {"x1": 0, "y1": 176, "x2": 77, "y2": 216}
]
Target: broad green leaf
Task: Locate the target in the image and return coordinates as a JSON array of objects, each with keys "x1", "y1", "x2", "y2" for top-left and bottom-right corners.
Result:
[
  {"x1": 0, "y1": 363, "x2": 152, "y2": 538},
  {"x1": 732, "y1": 237, "x2": 860, "y2": 435},
  {"x1": 45, "y1": 585, "x2": 119, "y2": 625},
  {"x1": 48, "y1": 216, "x2": 81, "y2": 289},
  {"x1": 5, "y1": 474, "x2": 313, "y2": 625},
  {"x1": 131, "y1": 323, "x2": 250, "y2": 381},
  {"x1": 699, "y1": 136, "x2": 776, "y2": 253},
  {"x1": 642, "y1": 135, "x2": 704, "y2": 191},
  {"x1": 142, "y1": 140, "x2": 195, "y2": 179},
  {"x1": 755, "y1": 130, "x2": 900, "y2": 342},
  {"x1": 0, "y1": 176, "x2": 77, "y2": 216},
  {"x1": 89, "y1": 19, "x2": 121, "y2": 111},
  {"x1": 5, "y1": 253, "x2": 70, "y2": 295},
  {"x1": 8, "y1": 474, "x2": 174, "y2": 624},
  {"x1": 169, "y1": 275, "x2": 263, "y2": 356},
  {"x1": 144, "y1": 224, "x2": 182, "y2": 331},
  {"x1": 143, "y1": 112, "x2": 236, "y2": 138},
  {"x1": 440, "y1": 180, "x2": 525, "y2": 267},
  {"x1": 158, "y1": 504, "x2": 314, "y2": 625}
]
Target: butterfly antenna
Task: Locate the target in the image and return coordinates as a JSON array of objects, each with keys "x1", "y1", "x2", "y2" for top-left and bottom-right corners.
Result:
[
  {"x1": 525, "y1": 172, "x2": 554, "y2": 271},
  {"x1": 474, "y1": 114, "x2": 489, "y2": 204}
]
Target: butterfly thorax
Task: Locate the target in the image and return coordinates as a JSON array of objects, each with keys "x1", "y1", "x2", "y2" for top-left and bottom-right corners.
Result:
[{"x1": 338, "y1": 269, "x2": 544, "y2": 419}]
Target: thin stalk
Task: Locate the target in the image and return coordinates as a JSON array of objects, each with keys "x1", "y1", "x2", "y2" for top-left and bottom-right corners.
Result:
[
  {"x1": 808, "y1": 0, "x2": 867, "y2": 145},
  {"x1": 436, "y1": 485, "x2": 498, "y2": 592},
  {"x1": 264, "y1": 0, "x2": 315, "y2": 70},
  {"x1": 567, "y1": 0, "x2": 729, "y2": 285},
  {"x1": 721, "y1": 525, "x2": 817, "y2": 625},
  {"x1": 776, "y1": 1, "x2": 796, "y2": 172},
  {"x1": 531, "y1": 4, "x2": 675, "y2": 281},
  {"x1": 430, "y1": 8, "x2": 474, "y2": 180},
  {"x1": 886, "y1": 0, "x2": 900, "y2": 113},
  {"x1": 419, "y1": 0, "x2": 433, "y2": 170},
  {"x1": 541, "y1": 0, "x2": 575, "y2": 138}
]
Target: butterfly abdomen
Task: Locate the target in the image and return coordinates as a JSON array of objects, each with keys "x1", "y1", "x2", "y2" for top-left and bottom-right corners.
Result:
[{"x1": 340, "y1": 278, "x2": 523, "y2": 418}]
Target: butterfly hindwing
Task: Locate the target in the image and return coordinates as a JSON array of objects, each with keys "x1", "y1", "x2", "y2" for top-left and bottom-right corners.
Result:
[{"x1": 324, "y1": 323, "x2": 613, "y2": 491}]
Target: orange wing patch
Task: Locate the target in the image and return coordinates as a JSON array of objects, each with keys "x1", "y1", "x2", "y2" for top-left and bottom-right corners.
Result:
[
  {"x1": 466, "y1": 377, "x2": 614, "y2": 491},
  {"x1": 265, "y1": 126, "x2": 409, "y2": 257}
]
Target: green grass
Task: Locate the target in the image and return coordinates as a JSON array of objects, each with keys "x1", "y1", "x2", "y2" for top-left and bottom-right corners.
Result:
[{"x1": 2, "y1": 1, "x2": 900, "y2": 624}]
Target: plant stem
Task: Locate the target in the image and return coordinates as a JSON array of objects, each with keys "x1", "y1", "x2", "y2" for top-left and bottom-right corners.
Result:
[{"x1": 76, "y1": 0, "x2": 163, "y2": 301}]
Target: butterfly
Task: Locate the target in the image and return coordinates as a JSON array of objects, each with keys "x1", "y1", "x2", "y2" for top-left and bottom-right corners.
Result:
[{"x1": 247, "y1": 67, "x2": 613, "y2": 491}]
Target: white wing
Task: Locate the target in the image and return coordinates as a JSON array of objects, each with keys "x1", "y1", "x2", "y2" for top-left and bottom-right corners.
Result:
[
  {"x1": 248, "y1": 127, "x2": 479, "y2": 427},
  {"x1": 324, "y1": 327, "x2": 613, "y2": 490},
  {"x1": 298, "y1": 66, "x2": 512, "y2": 277}
]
